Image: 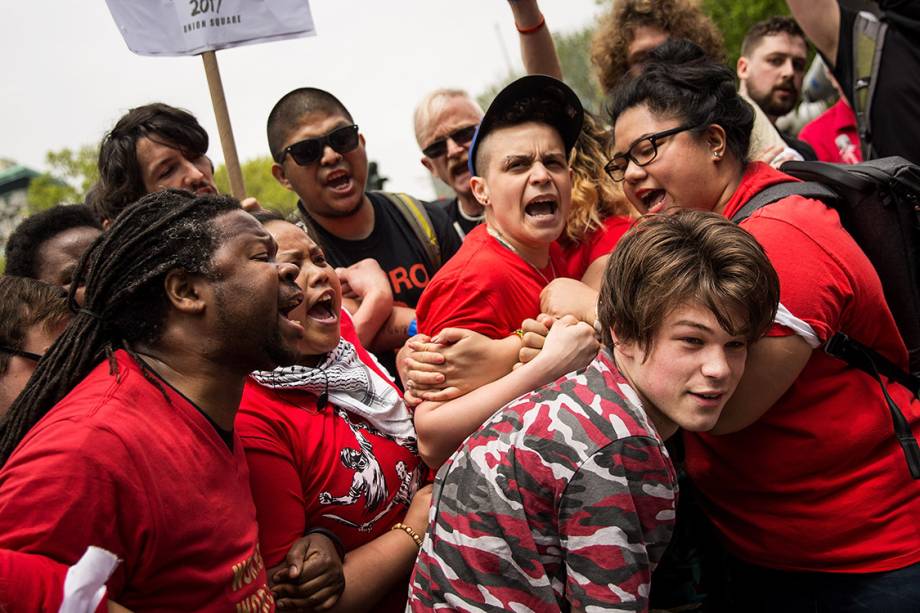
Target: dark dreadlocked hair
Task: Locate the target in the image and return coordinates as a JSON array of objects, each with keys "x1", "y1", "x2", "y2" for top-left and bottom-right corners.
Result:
[{"x1": 0, "y1": 189, "x2": 240, "y2": 465}]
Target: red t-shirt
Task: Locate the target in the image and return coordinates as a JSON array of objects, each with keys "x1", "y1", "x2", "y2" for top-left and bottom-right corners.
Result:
[
  {"x1": 685, "y1": 162, "x2": 920, "y2": 573},
  {"x1": 416, "y1": 224, "x2": 566, "y2": 338},
  {"x1": 237, "y1": 312, "x2": 424, "y2": 611},
  {"x1": 559, "y1": 215, "x2": 633, "y2": 280},
  {"x1": 0, "y1": 351, "x2": 272, "y2": 611},
  {"x1": 798, "y1": 98, "x2": 863, "y2": 164}
]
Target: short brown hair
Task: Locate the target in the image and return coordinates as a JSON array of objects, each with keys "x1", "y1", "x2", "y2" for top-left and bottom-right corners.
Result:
[
  {"x1": 741, "y1": 16, "x2": 806, "y2": 57},
  {"x1": 0, "y1": 276, "x2": 70, "y2": 375},
  {"x1": 590, "y1": 0, "x2": 725, "y2": 95},
  {"x1": 597, "y1": 210, "x2": 779, "y2": 353}
]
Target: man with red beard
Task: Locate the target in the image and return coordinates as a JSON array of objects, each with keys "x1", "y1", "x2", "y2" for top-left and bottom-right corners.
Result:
[{"x1": 737, "y1": 17, "x2": 817, "y2": 160}]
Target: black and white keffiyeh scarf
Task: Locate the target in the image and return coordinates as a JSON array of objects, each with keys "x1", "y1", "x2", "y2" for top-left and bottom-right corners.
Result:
[{"x1": 250, "y1": 338, "x2": 416, "y2": 445}]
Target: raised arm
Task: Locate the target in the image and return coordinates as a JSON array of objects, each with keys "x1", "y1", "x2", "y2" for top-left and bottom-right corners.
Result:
[
  {"x1": 507, "y1": 0, "x2": 563, "y2": 79},
  {"x1": 786, "y1": 0, "x2": 840, "y2": 66},
  {"x1": 336, "y1": 259, "x2": 394, "y2": 348}
]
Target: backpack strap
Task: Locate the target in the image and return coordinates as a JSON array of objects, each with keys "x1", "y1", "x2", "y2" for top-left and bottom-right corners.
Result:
[
  {"x1": 376, "y1": 192, "x2": 441, "y2": 270},
  {"x1": 729, "y1": 181, "x2": 839, "y2": 224},
  {"x1": 852, "y1": 11, "x2": 888, "y2": 160},
  {"x1": 732, "y1": 180, "x2": 920, "y2": 479},
  {"x1": 826, "y1": 332, "x2": 920, "y2": 479}
]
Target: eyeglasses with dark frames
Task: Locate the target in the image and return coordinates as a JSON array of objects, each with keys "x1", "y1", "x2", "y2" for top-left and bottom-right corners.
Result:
[
  {"x1": 279, "y1": 124, "x2": 360, "y2": 166},
  {"x1": 605, "y1": 122, "x2": 702, "y2": 182},
  {"x1": 421, "y1": 124, "x2": 479, "y2": 159},
  {"x1": 0, "y1": 346, "x2": 43, "y2": 362}
]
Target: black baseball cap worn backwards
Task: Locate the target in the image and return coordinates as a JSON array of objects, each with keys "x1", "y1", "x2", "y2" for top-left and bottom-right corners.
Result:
[{"x1": 468, "y1": 74, "x2": 585, "y2": 176}]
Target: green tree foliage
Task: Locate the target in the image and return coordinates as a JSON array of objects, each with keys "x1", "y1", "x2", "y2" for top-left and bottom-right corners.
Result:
[
  {"x1": 702, "y1": 0, "x2": 790, "y2": 68},
  {"x1": 26, "y1": 145, "x2": 99, "y2": 213},
  {"x1": 554, "y1": 26, "x2": 605, "y2": 113},
  {"x1": 214, "y1": 156, "x2": 298, "y2": 215}
]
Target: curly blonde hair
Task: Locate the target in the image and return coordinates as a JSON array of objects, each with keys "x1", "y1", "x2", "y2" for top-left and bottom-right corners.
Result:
[
  {"x1": 564, "y1": 111, "x2": 635, "y2": 246},
  {"x1": 590, "y1": 0, "x2": 725, "y2": 95}
]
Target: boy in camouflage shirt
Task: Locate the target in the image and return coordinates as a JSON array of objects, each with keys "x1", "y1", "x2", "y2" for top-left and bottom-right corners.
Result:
[{"x1": 408, "y1": 210, "x2": 780, "y2": 611}]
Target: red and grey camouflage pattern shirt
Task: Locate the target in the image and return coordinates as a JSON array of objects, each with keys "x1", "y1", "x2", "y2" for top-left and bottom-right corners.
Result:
[{"x1": 407, "y1": 351, "x2": 678, "y2": 612}]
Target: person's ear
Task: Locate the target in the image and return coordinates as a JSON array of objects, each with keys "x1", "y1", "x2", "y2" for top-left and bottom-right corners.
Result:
[
  {"x1": 421, "y1": 157, "x2": 435, "y2": 174},
  {"x1": 470, "y1": 175, "x2": 490, "y2": 207},
  {"x1": 271, "y1": 162, "x2": 293, "y2": 191},
  {"x1": 705, "y1": 124, "x2": 728, "y2": 161},
  {"x1": 610, "y1": 328, "x2": 638, "y2": 360},
  {"x1": 737, "y1": 55, "x2": 750, "y2": 81},
  {"x1": 163, "y1": 269, "x2": 207, "y2": 315}
]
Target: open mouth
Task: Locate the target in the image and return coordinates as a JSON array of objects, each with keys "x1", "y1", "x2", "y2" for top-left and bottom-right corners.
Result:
[
  {"x1": 306, "y1": 293, "x2": 338, "y2": 324},
  {"x1": 524, "y1": 195, "x2": 558, "y2": 219},
  {"x1": 325, "y1": 169, "x2": 352, "y2": 190},
  {"x1": 449, "y1": 160, "x2": 470, "y2": 180},
  {"x1": 639, "y1": 189, "x2": 667, "y2": 210},
  {"x1": 279, "y1": 292, "x2": 306, "y2": 334}
]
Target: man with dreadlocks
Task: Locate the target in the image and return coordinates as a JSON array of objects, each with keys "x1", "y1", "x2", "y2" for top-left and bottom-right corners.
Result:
[{"x1": 0, "y1": 190, "x2": 314, "y2": 611}]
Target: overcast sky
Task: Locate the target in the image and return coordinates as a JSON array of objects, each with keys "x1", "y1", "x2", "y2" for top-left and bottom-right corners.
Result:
[{"x1": 2, "y1": 1, "x2": 601, "y2": 200}]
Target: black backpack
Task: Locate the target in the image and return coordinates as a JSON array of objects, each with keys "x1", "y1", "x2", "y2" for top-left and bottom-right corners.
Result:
[{"x1": 731, "y1": 157, "x2": 920, "y2": 478}]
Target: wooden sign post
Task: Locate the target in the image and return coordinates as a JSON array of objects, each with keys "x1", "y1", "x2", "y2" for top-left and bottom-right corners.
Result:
[
  {"x1": 201, "y1": 51, "x2": 245, "y2": 199},
  {"x1": 104, "y1": 0, "x2": 316, "y2": 200}
]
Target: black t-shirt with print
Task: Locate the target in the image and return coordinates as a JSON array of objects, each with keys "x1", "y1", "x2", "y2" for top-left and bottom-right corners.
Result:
[
  {"x1": 302, "y1": 192, "x2": 461, "y2": 309},
  {"x1": 434, "y1": 197, "x2": 484, "y2": 242},
  {"x1": 831, "y1": 6, "x2": 920, "y2": 163}
]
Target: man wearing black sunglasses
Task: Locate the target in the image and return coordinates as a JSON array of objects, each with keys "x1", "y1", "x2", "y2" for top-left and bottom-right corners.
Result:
[
  {"x1": 414, "y1": 89, "x2": 485, "y2": 241},
  {"x1": 267, "y1": 87, "x2": 462, "y2": 373},
  {"x1": 0, "y1": 276, "x2": 70, "y2": 418}
]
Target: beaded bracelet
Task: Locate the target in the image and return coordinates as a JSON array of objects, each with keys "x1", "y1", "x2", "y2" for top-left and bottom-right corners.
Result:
[{"x1": 391, "y1": 522, "x2": 423, "y2": 548}]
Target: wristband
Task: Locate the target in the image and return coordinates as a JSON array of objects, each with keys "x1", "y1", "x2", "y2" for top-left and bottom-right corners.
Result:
[
  {"x1": 305, "y1": 527, "x2": 346, "y2": 561},
  {"x1": 515, "y1": 13, "x2": 545, "y2": 34},
  {"x1": 391, "y1": 522, "x2": 424, "y2": 548},
  {"x1": 408, "y1": 318, "x2": 418, "y2": 337}
]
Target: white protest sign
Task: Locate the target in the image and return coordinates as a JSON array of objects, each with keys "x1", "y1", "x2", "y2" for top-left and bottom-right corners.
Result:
[{"x1": 105, "y1": 0, "x2": 315, "y2": 57}]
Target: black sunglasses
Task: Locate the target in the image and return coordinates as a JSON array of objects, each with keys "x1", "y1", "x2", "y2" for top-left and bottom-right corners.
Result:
[
  {"x1": 0, "y1": 346, "x2": 42, "y2": 362},
  {"x1": 280, "y1": 124, "x2": 360, "y2": 166},
  {"x1": 605, "y1": 122, "x2": 702, "y2": 182},
  {"x1": 422, "y1": 124, "x2": 478, "y2": 159}
]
